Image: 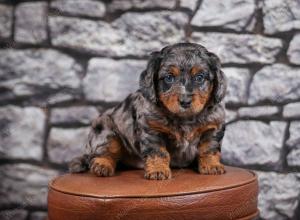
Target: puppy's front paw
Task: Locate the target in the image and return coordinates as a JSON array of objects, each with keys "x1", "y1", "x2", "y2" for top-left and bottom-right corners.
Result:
[
  {"x1": 144, "y1": 167, "x2": 172, "y2": 180},
  {"x1": 199, "y1": 163, "x2": 225, "y2": 175},
  {"x1": 90, "y1": 157, "x2": 115, "y2": 177}
]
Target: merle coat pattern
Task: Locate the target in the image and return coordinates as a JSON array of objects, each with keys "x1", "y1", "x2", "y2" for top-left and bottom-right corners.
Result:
[{"x1": 69, "y1": 43, "x2": 227, "y2": 180}]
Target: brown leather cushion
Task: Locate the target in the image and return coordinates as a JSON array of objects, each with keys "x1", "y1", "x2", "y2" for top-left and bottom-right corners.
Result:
[{"x1": 48, "y1": 166, "x2": 259, "y2": 220}]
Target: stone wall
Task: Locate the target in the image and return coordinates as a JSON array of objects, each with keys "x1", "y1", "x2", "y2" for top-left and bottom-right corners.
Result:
[{"x1": 0, "y1": 0, "x2": 300, "y2": 219}]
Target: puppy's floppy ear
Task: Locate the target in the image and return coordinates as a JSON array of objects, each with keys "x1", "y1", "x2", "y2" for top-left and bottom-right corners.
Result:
[
  {"x1": 139, "y1": 51, "x2": 162, "y2": 103},
  {"x1": 208, "y1": 52, "x2": 227, "y2": 104}
]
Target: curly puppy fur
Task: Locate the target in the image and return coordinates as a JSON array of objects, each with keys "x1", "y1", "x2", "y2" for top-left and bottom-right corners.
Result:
[{"x1": 69, "y1": 43, "x2": 227, "y2": 180}]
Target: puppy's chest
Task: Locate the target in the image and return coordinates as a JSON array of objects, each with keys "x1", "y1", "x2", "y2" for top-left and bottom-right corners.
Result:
[
  {"x1": 169, "y1": 124, "x2": 209, "y2": 149},
  {"x1": 146, "y1": 119, "x2": 216, "y2": 147}
]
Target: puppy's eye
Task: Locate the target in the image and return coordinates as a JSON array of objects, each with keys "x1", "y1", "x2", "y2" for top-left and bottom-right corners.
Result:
[
  {"x1": 164, "y1": 74, "x2": 175, "y2": 83},
  {"x1": 194, "y1": 73, "x2": 206, "y2": 83}
]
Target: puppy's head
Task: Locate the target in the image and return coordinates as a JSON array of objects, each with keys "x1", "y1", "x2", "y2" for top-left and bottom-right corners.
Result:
[{"x1": 139, "y1": 43, "x2": 226, "y2": 117}]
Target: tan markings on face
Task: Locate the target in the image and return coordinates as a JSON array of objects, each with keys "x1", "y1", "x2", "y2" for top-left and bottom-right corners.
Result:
[
  {"x1": 159, "y1": 86, "x2": 212, "y2": 116},
  {"x1": 190, "y1": 66, "x2": 204, "y2": 76},
  {"x1": 169, "y1": 65, "x2": 180, "y2": 76},
  {"x1": 191, "y1": 85, "x2": 213, "y2": 113},
  {"x1": 159, "y1": 92, "x2": 181, "y2": 114}
]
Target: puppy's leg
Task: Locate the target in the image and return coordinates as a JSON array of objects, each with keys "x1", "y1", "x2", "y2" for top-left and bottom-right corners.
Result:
[
  {"x1": 198, "y1": 124, "x2": 226, "y2": 175},
  {"x1": 198, "y1": 144, "x2": 225, "y2": 175},
  {"x1": 90, "y1": 137, "x2": 122, "y2": 177},
  {"x1": 90, "y1": 137, "x2": 122, "y2": 176},
  {"x1": 143, "y1": 147, "x2": 171, "y2": 180},
  {"x1": 85, "y1": 115, "x2": 124, "y2": 177}
]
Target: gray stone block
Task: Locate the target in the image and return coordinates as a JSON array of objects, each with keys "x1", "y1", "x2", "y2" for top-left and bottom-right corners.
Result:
[
  {"x1": 191, "y1": 0, "x2": 256, "y2": 31},
  {"x1": 222, "y1": 120, "x2": 286, "y2": 166},
  {"x1": 283, "y1": 102, "x2": 300, "y2": 118},
  {"x1": 287, "y1": 33, "x2": 300, "y2": 65},
  {"x1": 180, "y1": 0, "x2": 198, "y2": 11},
  {"x1": 0, "y1": 106, "x2": 45, "y2": 160},
  {"x1": 0, "y1": 164, "x2": 59, "y2": 207},
  {"x1": 0, "y1": 49, "x2": 82, "y2": 104},
  {"x1": 262, "y1": 0, "x2": 300, "y2": 34},
  {"x1": 108, "y1": 0, "x2": 176, "y2": 12},
  {"x1": 249, "y1": 64, "x2": 300, "y2": 104},
  {"x1": 0, "y1": 4, "x2": 13, "y2": 38},
  {"x1": 51, "y1": 0, "x2": 106, "y2": 18},
  {"x1": 50, "y1": 106, "x2": 99, "y2": 125},
  {"x1": 83, "y1": 58, "x2": 146, "y2": 102},
  {"x1": 0, "y1": 210, "x2": 27, "y2": 220},
  {"x1": 238, "y1": 106, "x2": 280, "y2": 118},
  {"x1": 256, "y1": 171, "x2": 300, "y2": 219},
  {"x1": 15, "y1": 2, "x2": 47, "y2": 44},
  {"x1": 50, "y1": 11, "x2": 188, "y2": 57},
  {"x1": 223, "y1": 67, "x2": 251, "y2": 104},
  {"x1": 286, "y1": 121, "x2": 300, "y2": 166},
  {"x1": 47, "y1": 127, "x2": 90, "y2": 164},
  {"x1": 190, "y1": 33, "x2": 283, "y2": 64}
]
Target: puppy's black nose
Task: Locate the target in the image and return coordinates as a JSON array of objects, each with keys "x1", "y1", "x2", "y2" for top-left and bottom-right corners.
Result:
[{"x1": 180, "y1": 100, "x2": 192, "y2": 108}]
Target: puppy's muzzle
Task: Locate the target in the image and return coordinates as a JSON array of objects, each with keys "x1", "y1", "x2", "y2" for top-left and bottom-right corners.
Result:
[{"x1": 179, "y1": 94, "x2": 192, "y2": 109}]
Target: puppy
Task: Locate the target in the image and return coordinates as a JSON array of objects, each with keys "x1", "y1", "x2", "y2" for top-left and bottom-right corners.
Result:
[{"x1": 69, "y1": 43, "x2": 227, "y2": 180}]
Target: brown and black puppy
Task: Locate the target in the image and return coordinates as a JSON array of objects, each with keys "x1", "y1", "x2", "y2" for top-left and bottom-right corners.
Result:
[{"x1": 69, "y1": 43, "x2": 227, "y2": 180}]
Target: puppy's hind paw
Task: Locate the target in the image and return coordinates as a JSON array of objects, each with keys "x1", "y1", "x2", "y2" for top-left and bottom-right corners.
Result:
[
  {"x1": 90, "y1": 157, "x2": 116, "y2": 177},
  {"x1": 68, "y1": 156, "x2": 88, "y2": 173}
]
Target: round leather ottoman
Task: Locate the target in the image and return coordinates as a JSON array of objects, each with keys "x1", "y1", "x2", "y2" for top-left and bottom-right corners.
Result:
[{"x1": 47, "y1": 166, "x2": 259, "y2": 220}]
